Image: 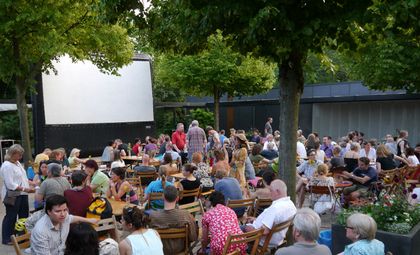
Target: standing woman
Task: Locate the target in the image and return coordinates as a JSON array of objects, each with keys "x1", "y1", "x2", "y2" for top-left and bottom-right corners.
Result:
[
  {"x1": 230, "y1": 134, "x2": 248, "y2": 192},
  {"x1": 0, "y1": 144, "x2": 35, "y2": 244}
]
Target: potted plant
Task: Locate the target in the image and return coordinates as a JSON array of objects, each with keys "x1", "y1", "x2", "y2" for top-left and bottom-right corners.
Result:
[{"x1": 332, "y1": 184, "x2": 420, "y2": 255}]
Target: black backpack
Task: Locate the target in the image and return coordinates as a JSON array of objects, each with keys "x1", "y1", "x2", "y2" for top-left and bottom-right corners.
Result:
[{"x1": 86, "y1": 197, "x2": 113, "y2": 219}]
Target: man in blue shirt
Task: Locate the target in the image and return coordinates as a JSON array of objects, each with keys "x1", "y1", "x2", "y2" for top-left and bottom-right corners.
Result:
[
  {"x1": 342, "y1": 157, "x2": 378, "y2": 202},
  {"x1": 214, "y1": 169, "x2": 245, "y2": 217},
  {"x1": 320, "y1": 136, "x2": 334, "y2": 159}
]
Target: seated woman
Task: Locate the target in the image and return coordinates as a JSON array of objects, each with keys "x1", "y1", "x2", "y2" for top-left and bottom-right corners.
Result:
[
  {"x1": 179, "y1": 164, "x2": 201, "y2": 205},
  {"x1": 33, "y1": 160, "x2": 48, "y2": 187},
  {"x1": 308, "y1": 164, "x2": 335, "y2": 214},
  {"x1": 406, "y1": 147, "x2": 420, "y2": 166},
  {"x1": 339, "y1": 213, "x2": 384, "y2": 255},
  {"x1": 119, "y1": 207, "x2": 164, "y2": 255},
  {"x1": 68, "y1": 148, "x2": 86, "y2": 171},
  {"x1": 161, "y1": 153, "x2": 179, "y2": 176},
  {"x1": 211, "y1": 146, "x2": 231, "y2": 176},
  {"x1": 329, "y1": 146, "x2": 345, "y2": 170},
  {"x1": 344, "y1": 142, "x2": 360, "y2": 172},
  {"x1": 107, "y1": 167, "x2": 139, "y2": 205},
  {"x1": 359, "y1": 141, "x2": 377, "y2": 163},
  {"x1": 144, "y1": 137, "x2": 159, "y2": 155},
  {"x1": 144, "y1": 166, "x2": 174, "y2": 209},
  {"x1": 296, "y1": 150, "x2": 323, "y2": 208},
  {"x1": 251, "y1": 171, "x2": 275, "y2": 200},
  {"x1": 110, "y1": 149, "x2": 126, "y2": 169},
  {"x1": 191, "y1": 152, "x2": 213, "y2": 192},
  {"x1": 249, "y1": 144, "x2": 272, "y2": 176},
  {"x1": 376, "y1": 144, "x2": 407, "y2": 172},
  {"x1": 200, "y1": 191, "x2": 246, "y2": 255}
]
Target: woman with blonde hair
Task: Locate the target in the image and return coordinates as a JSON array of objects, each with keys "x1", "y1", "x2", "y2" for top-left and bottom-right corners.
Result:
[
  {"x1": 0, "y1": 144, "x2": 35, "y2": 244},
  {"x1": 339, "y1": 213, "x2": 384, "y2": 255},
  {"x1": 376, "y1": 144, "x2": 408, "y2": 172},
  {"x1": 191, "y1": 152, "x2": 213, "y2": 191},
  {"x1": 68, "y1": 148, "x2": 86, "y2": 170},
  {"x1": 344, "y1": 142, "x2": 360, "y2": 172},
  {"x1": 308, "y1": 164, "x2": 335, "y2": 214},
  {"x1": 230, "y1": 134, "x2": 248, "y2": 190}
]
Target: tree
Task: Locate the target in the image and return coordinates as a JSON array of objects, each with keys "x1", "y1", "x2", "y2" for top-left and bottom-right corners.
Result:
[
  {"x1": 155, "y1": 31, "x2": 276, "y2": 130},
  {"x1": 146, "y1": 0, "x2": 372, "y2": 202},
  {"x1": 0, "y1": 0, "x2": 137, "y2": 163}
]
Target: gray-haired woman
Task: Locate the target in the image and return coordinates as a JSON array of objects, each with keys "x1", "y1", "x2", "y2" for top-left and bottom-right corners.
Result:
[
  {"x1": 0, "y1": 144, "x2": 35, "y2": 244},
  {"x1": 339, "y1": 213, "x2": 384, "y2": 255}
]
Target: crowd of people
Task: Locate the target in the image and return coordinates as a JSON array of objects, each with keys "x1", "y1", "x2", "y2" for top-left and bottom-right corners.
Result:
[{"x1": 1, "y1": 119, "x2": 419, "y2": 255}]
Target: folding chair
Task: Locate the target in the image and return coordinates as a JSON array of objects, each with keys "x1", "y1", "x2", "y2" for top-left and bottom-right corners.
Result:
[
  {"x1": 146, "y1": 192, "x2": 164, "y2": 210},
  {"x1": 136, "y1": 171, "x2": 157, "y2": 187},
  {"x1": 222, "y1": 228, "x2": 264, "y2": 255},
  {"x1": 179, "y1": 187, "x2": 200, "y2": 202},
  {"x1": 253, "y1": 198, "x2": 272, "y2": 217},
  {"x1": 95, "y1": 215, "x2": 120, "y2": 242},
  {"x1": 227, "y1": 248, "x2": 241, "y2": 255},
  {"x1": 156, "y1": 224, "x2": 190, "y2": 255},
  {"x1": 178, "y1": 200, "x2": 205, "y2": 216},
  {"x1": 227, "y1": 198, "x2": 256, "y2": 220},
  {"x1": 308, "y1": 185, "x2": 336, "y2": 219},
  {"x1": 11, "y1": 232, "x2": 31, "y2": 255},
  {"x1": 256, "y1": 217, "x2": 294, "y2": 255}
]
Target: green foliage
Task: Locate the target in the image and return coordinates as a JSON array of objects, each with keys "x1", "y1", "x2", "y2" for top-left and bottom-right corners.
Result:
[
  {"x1": 188, "y1": 109, "x2": 214, "y2": 129},
  {"x1": 0, "y1": 112, "x2": 32, "y2": 141},
  {"x1": 337, "y1": 191, "x2": 420, "y2": 234},
  {"x1": 155, "y1": 31, "x2": 276, "y2": 98}
]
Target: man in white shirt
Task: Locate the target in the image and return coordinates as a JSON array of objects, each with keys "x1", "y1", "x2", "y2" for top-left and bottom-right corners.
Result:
[
  {"x1": 244, "y1": 179, "x2": 297, "y2": 247},
  {"x1": 296, "y1": 141, "x2": 307, "y2": 164},
  {"x1": 31, "y1": 195, "x2": 98, "y2": 255}
]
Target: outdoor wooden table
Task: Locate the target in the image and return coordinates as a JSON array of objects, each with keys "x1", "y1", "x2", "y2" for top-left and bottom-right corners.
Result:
[
  {"x1": 170, "y1": 172, "x2": 185, "y2": 180},
  {"x1": 107, "y1": 197, "x2": 144, "y2": 216},
  {"x1": 122, "y1": 156, "x2": 143, "y2": 162}
]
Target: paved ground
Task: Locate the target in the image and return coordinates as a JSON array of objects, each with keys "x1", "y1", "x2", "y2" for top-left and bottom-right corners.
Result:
[{"x1": 0, "y1": 178, "x2": 336, "y2": 254}]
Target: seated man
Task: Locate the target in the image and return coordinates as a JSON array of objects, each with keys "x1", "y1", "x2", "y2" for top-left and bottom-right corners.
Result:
[
  {"x1": 261, "y1": 142, "x2": 279, "y2": 160},
  {"x1": 263, "y1": 135, "x2": 278, "y2": 151},
  {"x1": 31, "y1": 195, "x2": 98, "y2": 255},
  {"x1": 244, "y1": 180, "x2": 297, "y2": 248},
  {"x1": 342, "y1": 156, "x2": 378, "y2": 202},
  {"x1": 149, "y1": 186, "x2": 197, "y2": 254},
  {"x1": 214, "y1": 169, "x2": 245, "y2": 217},
  {"x1": 275, "y1": 208, "x2": 331, "y2": 255}
]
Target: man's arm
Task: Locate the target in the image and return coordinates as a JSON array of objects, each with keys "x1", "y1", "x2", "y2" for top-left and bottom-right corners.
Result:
[{"x1": 71, "y1": 215, "x2": 100, "y2": 225}]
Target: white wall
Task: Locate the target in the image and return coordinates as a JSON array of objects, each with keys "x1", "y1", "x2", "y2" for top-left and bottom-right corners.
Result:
[{"x1": 42, "y1": 56, "x2": 154, "y2": 125}]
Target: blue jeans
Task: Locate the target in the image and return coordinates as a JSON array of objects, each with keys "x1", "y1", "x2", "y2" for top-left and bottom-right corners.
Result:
[{"x1": 2, "y1": 195, "x2": 29, "y2": 244}]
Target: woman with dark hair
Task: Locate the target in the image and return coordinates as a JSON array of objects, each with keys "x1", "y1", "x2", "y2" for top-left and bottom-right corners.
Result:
[
  {"x1": 65, "y1": 222, "x2": 99, "y2": 255},
  {"x1": 33, "y1": 160, "x2": 48, "y2": 186},
  {"x1": 107, "y1": 167, "x2": 139, "y2": 205},
  {"x1": 251, "y1": 171, "x2": 276, "y2": 200},
  {"x1": 119, "y1": 207, "x2": 164, "y2": 255},
  {"x1": 85, "y1": 159, "x2": 109, "y2": 195},
  {"x1": 179, "y1": 164, "x2": 201, "y2": 205},
  {"x1": 161, "y1": 153, "x2": 178, "y2": 176},
  {"x1": 200, "y1": 191, "x2": 246, "y2": 255},
  {"x1": 144, "y1": 137, "x2": 158, "y2": 155},
  {"x1": 305, "y1": 133, "x2": 318, "y2": 153},
  {"x1": 111, "y1": 149, "x2": 125, "y2": 169}
]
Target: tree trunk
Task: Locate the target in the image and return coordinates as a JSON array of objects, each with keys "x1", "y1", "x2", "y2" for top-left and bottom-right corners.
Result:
[
  {"x1": 213, "y1": 85, "x2": 220, "y2": 130},
  {"x1": 278, "y1": 51, "x2": 305, "y2": 204},
  {"x1": 15, "y1": 77, "x2": 32, "y2": 165}
]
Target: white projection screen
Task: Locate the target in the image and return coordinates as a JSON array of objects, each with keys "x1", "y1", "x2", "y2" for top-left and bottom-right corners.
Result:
[{"x1": 42, "y1": 55, "x2": 154, "y2": 125}]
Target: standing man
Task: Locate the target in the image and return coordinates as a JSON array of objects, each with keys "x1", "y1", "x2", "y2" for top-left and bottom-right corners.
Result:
[
  {"x1": 320, "y1": 136, "x2": 334, "y2": 159},
  {"x1": 264, "y1": 117, "x2": 273, "y2": 137},
  {"x1": 172, "y1": 123, "x2": 187, "y2": 163},
  {"x1": 187, "y1": 120, "x2": 207, "y2": 161}
]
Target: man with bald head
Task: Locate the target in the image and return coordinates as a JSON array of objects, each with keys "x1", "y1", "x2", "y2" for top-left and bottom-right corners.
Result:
[{"x1": 244, "y1": 179, "x2": 297, "y2": 247}]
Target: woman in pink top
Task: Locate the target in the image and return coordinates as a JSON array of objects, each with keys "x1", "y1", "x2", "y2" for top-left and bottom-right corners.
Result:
[{"x1": 200, "y1": 191, "x2": 246, "y2": 255}]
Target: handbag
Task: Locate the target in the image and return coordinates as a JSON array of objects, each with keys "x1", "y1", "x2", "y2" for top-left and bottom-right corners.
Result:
[{"x1": 3, "y1": 189, "x2": 21, "y2": 206}]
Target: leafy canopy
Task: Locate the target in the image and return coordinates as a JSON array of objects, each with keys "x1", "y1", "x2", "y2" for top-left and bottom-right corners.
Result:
[
  {"x1": 0, "y1": 0, "x2": 135, "y2": 87},
  {"x1": 155, "y1": 31, "x2": 276, "y2": 98}
]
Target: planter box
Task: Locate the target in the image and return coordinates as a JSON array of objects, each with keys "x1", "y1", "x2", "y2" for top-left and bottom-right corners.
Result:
[{"x1": 332, "y1": 222, "x2": 420, "y2": 255}]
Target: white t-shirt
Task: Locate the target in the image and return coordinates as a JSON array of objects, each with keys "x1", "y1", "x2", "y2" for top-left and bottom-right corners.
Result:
[
  {"x1": 252, "y1": 196, "x2": 297, "y2": 247},
  {"x1": 315, "y1": 150, "x2": 325, "y2": 162},
  {"x1": 359, "y1": 148, "x2": 377, "y2": 162},
  {"x1": 408, "y1": 155, "x2": 419, "y2": 166},
  {"x1": 296, "y1": 142, "x2": 307, "y2": 159},
  {"x1": 263, "y1": 141, "x2": 278, "y2": 151}
]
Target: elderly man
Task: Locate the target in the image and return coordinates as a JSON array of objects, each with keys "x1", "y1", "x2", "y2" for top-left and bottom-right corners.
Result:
[
  {"x1": 31, "y1": 195, "x2": 97, "y2": 255},
  {"x1": 244, "y1": 179, "x2": 297, "y2": 247},
  {"x1": 263, "y1": 134, "x2": 278, "y2": 151},
  {"x1": 149, "y1": 186, "x2": 197, "y2": 254},
  {"x1": 275, "y1": 208, "x2": 331, "y2": 255},
  {"x1": 261, "y1": 142, "x2": 279, "y2": 160},
  {"x1": 187, "y1": 120, "x2": 207, "y2": 161},
  {"x1": 172, "y1": 123, "x2": 187, "y2": 153}
]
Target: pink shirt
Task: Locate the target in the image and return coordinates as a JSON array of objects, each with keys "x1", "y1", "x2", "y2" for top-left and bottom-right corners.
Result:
[{"x1": 202, "y1": 204, "x2": 246, "y2": 255}]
